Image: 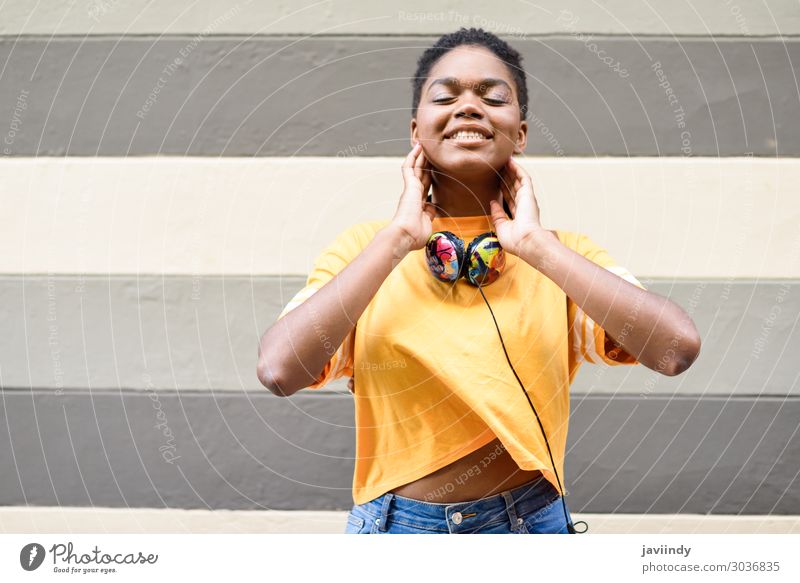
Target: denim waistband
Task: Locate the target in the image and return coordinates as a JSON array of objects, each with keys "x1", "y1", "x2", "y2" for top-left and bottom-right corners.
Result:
[{"x1": 356, "y1": 475, "x2": 561, "y2": 533}]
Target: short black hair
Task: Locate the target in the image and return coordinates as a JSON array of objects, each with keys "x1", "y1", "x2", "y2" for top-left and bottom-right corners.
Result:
[{"x1": 411, "y1": 28, "x2": 528, "y2": 121}]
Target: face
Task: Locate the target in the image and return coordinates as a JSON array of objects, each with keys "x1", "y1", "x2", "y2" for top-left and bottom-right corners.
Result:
[{"x1": 411, "y1": 45, "x2": 527, "y2": 177}]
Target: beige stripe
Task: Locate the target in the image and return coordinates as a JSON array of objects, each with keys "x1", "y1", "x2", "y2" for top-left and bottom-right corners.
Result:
[
  {"x1": 1, "y1": 156, "x2": 797, "y2": 277},
  {"x1": 1, "y1": 507, "x2": 796, "y2": 534},
  {"x1": 2, "y1": 0, "x2": 796, "y2": 35}
]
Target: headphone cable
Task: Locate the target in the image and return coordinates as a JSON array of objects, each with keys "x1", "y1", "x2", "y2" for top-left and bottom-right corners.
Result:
[{"x1": 477, "y1": 284, "x2": 588, "y2": 535}]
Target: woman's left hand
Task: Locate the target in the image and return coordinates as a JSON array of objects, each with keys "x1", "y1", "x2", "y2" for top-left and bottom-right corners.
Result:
[{"x1": 489, "y1": 157, "x2": 549, "y2": 256}]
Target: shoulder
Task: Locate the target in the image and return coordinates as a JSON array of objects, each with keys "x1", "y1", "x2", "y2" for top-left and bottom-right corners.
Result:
[
  {"x1": 550, "y1": 229, "x2": 617, "y2": 266},
  {"x1": 332, "y1": 219, "x2": 391, "y2": 249},
  {"x1": 317, "y1": 219, "x2": 392, "y2": 261},
  {"x1": 551, "y1": 229, "x2": 577, "y2": 249},
  {"x1": 347, "y1": 219, "x2": 392, "y2": 240},
  {"x1": 551, "y1": 229, "x2": 600, "y2": 253}
]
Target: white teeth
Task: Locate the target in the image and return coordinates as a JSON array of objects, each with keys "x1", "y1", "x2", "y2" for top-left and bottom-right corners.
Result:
[{"x1": 447, "y1": 131, "x2": 488, "y2": 140}]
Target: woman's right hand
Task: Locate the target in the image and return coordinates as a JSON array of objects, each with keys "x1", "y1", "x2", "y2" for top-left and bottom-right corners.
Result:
[{"x1": 390, "y1": 143, "x2": 437, "y2": 250}]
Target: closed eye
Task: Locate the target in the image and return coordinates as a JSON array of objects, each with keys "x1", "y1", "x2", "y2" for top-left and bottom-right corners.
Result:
[{"x1": 433, "y1": 97, "x2": 506, "y2": 105}]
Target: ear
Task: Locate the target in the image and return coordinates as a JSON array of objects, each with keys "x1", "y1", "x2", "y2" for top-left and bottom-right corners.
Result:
[
  {"x1": 410, "y1": 118, "x2": 418, "y2": 148},
  {"x1": 513, "y1": 120, "x2": 528, "y2": 155}
]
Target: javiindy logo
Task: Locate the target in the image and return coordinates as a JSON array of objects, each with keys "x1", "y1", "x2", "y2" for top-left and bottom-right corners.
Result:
[{"x1": 20, "y1": 543, "x2": 46, "y2": 571}]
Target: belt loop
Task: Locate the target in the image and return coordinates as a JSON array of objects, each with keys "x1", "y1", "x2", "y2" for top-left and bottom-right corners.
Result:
[
  {"x1": 377, "y1": 492, "x2": 394, "y2": 532},
  {"x1": 502, "y1": 491, "x2": 521, "y2": 530}
]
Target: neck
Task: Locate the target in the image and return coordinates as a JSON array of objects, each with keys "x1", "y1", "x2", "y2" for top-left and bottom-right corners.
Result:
[{"x1": 430, "y1": 170, "x2": 500, "y2": 217}]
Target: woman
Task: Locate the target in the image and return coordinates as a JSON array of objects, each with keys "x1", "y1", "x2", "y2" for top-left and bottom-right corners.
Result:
[{"x1": 257, "y1": 28, "x2": 701, "y2": 534}]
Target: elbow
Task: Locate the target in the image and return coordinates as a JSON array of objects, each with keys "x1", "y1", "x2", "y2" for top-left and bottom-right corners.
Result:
[
  {"x1": 257, "y1": 355, "x2": 296, "y2": 397},
  {"x1": 661, "y1": 331, "x2": 702, "y2": 377}
]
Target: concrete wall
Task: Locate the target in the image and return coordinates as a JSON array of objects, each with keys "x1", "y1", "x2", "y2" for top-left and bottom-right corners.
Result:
[{"x1": 1, "y1": 0, "x2": 798, "y2": 515}]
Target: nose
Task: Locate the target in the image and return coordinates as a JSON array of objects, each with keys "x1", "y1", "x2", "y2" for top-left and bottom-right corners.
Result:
[{"x1": 454, "y1": 96, "x2": 485, "y2": 120}]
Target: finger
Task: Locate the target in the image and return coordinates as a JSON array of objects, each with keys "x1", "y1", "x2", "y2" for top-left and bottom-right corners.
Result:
[
  {"x1": 423, "y1": 201, "x2": 437, "y2": 222},
  {"x1": 413, "y1": 144, "x2": 427, "y2": 182},
  {"x1": 501, "y1": 166, "x2": 517, "y2": 210},
  {"x1": 347, "y1": 377, "x2": 355, "y2": 394},
  {"x1": 510, "y1": 156, "x2": 533, "y2": 189},
  {"x1": 404, "y1": 143, "x2": 421, "y2": 166},
  {"x1": 489, "y1": 198, "x2": 508, "y2": 228},
  {"x1": 505, "y1": 190, "x2": 517, "y2": 218},
  {"x1": 421, "y1": 155, "x2": 433, "y2": 194},
  {"x1": 504, "y1": 159, "x2": 520, "y2": 194},
  {"x1": 499, "y1": 173, "x2": 512, "y2": 216},
  {"x1": 402, "y1": 143, "x2": 422, "y2": 176},
  {"x1": 401, "y1": 145, "x2": 422, "y2": 190},
  {"x1": 499, "y1": 164, "x2": 512, "y2": 196}
]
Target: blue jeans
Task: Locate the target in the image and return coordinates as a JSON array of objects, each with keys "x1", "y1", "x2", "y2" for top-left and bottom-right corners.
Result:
[{"x1": 344, "y1": 475, "x2": 573, "y2": 534}]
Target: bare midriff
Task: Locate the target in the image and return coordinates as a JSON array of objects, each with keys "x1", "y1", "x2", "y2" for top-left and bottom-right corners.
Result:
[{"x1": 389, "y1": 437, "x2": 546, "y2": 503}]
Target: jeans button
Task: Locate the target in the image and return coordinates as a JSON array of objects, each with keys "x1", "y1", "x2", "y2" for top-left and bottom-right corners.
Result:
[{"x1": 451, "y1": 512, "x2": 463, "y2": 525}]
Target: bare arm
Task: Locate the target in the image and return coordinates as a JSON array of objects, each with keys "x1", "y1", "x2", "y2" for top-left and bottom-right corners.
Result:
[
  {"x1": 257, "y1": 224, "x2": 413, "y2": 396},
  {"x1": 257, "y1": 143, "x2": 436, "y2": 396},
  {"x1": 489, "y1": 157, "x2": 701, "y2": 376},
  {"x1": 519, "y1": 230, "x2": 700, "y2": 376}
]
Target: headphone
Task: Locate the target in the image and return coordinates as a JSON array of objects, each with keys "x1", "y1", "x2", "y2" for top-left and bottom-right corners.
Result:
[{"x1": 423, "y1": 192, "x2": 587, "y2": 534}]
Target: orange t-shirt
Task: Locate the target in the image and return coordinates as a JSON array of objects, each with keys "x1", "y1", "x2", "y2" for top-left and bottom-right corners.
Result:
[{"x1": 278, "y1": 214, "x2": 646, "y2": 504}]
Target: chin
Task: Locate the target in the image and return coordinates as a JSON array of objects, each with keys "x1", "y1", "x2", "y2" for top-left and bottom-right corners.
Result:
[{"x1": 432, "y1": 152, "x2": 504, "y2": 177}]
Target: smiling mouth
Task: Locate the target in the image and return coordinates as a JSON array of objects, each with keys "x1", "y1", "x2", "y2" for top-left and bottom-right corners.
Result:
[{"x1": 444, "y1": 131, "x2": 493, "y2": 144}]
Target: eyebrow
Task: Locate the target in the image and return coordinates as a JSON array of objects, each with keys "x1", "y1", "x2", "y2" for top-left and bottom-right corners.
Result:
[{"x1": 427, "y1": 77, "x2": 513, "y2": 93}]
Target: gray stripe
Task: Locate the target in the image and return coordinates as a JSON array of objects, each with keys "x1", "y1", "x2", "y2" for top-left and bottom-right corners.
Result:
[
  {"x1": 0, "y1": 37, "x2": 798, "y2": 156},
  {"x1": 1, "y1": 276, "x2": 797, "y2": 395},
  {"x1": 0, "y1": 389, "x2": 796, "y2": 513}
]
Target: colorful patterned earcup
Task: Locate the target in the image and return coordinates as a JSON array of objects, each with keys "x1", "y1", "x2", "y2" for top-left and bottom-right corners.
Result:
[
  {"x1": 465, "y1": 232, "x2": 505, "y2": 286},
  {"x1": 425, "y1": 231, "x2": 465, "y2": 283}
]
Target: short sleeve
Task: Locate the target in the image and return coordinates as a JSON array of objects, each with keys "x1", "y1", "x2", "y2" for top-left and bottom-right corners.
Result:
[
  {"x1": 276, "y1": 222, "x2": 382, "y2": 389},
  {"x1": 560, "y1": 232, "x2": 647, "y2": 368}
]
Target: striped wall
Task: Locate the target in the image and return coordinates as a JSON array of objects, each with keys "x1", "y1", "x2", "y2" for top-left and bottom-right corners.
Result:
[{"x1": 1, "y1": 1, "x2": 798, "y2": 518}]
